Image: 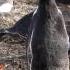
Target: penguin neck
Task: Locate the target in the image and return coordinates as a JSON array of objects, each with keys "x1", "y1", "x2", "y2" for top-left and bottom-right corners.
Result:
[{"x1": 39, "y1": 0, "x2": 57, "y2": 9}]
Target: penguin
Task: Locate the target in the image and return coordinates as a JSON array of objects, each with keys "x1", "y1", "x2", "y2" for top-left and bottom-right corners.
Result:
[{"x1": 28, "y1": 0, "x2": 69, "y2": 70}]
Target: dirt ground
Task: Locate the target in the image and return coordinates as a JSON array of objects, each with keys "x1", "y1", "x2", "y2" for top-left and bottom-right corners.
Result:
[{"x1": 0, "y1": 0, "x2": 36, "y2": 70}]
